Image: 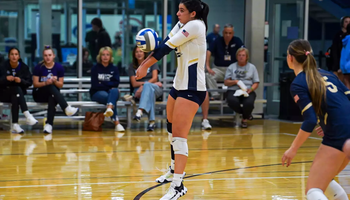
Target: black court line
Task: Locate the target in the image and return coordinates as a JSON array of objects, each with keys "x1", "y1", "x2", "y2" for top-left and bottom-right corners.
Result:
[
  {"x1": 0, "y1": 146, "x2": 319, "y2": 156},
  {"x1": 133, "y1": 161, "x2": 313, "y2": 200}
]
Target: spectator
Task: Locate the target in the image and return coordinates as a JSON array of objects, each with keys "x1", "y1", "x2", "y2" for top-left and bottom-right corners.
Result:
[
  {"x1": 73, "y1": 48, "x2": 94, "y2": 76},
  {"x1": 206, "y1": 24, "x2": 220, "y2": 46},
  {"x1": 206, "y1": 24, "x2": 244, "y2": 99},
  {"x1": 113, "y1": 32, "x2": 122, "y2": 50},
  {"x1": 0, "y1": 47, "x2": 38, "y2": 133},
  {"x1": 340, "y1": 24, "x2": 350, "y2": 89},
  {"x1": 331, "y1": 16, "x2": 350, "y2": 79},
  {"x1": 91, "y1": 18, "x2": 112, "y2": 62},
  {"x1": 90, "y1": 46, "x2": 125, "y2": 132},
  {"x1": 224, "y1": 47, "x2": 259, "y2": 128},
  {"x1": 32, "y1": 45, "x2": 79, "y2": 134},
  {"x1": 85, "y1": 30, "x2": 98, "y2": 62},
  {"x1": 129, "y1": 46, "x2": 163, "y2": 131}
]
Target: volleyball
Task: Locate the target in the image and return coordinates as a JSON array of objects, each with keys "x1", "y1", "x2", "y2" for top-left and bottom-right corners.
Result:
[{"x1": 136, "y1": 28, "x2": 159, "y2": 52}]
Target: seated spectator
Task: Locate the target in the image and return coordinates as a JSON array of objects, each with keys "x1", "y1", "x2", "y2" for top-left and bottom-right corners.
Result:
[
  {"x1": 224, "y1": 47, "x2": 260, "y2": 128},
  {"x1": 32, "y1": 45, "x2": 79, "y2": 134},
  {"x1": 90, "y1": 46, "x2": 125, "y2": 132},
  {"x1": 0, "y1": 47, "x2": 38, "y2": 133},
  {"x1": 129, "y1": 46, "x2": 163, "y2": 131},
  {"x1": 73, "y1": 48, "x2": 94, "y2": 76}
]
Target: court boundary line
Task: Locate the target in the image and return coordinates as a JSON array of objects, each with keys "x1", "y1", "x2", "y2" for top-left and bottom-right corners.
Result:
[{"x1": 133, "y1": 161, "x2": 313, "y2": 200}]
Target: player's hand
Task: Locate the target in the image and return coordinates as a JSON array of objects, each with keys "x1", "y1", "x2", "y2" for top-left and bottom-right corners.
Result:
[
  {"x1": 14, "y1": 77, "x2": 21, "y2": 83},
  {"x1": 282, "y1": 147, "x2": 297, "y2": 167},
  {"x1": 315, "y1": 126, "x2": 324, "y2": 137},
  {"x1": 46, "y1": 79, "x2": 53, "y2": 85},
  {"x1": 247, "y1": 89, "x2": 252, "y2": 94},
  {"x1": 6, "y1": 76, "x2": 14, "y2": 82},
  {"x1": 136, "y1": 66, "x2": 148, "y2": 80}
]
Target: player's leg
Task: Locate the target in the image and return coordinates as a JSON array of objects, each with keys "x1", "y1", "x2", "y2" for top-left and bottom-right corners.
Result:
[
  {"x1": 201, "y1": 91, "x2": 212, "y2": 130},
  {"x1": 160, "y1": 91, "x2": 205, "y2": 200},
  {"x1": 306, "y1": 144, "x2": 347, "y2": 200},
  {"x1": 156, "y1": 88, "x2": 178, "y2": 183}
]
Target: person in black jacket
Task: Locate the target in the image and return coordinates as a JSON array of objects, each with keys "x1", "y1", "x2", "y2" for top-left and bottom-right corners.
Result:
[
  {"x1": 91, "y1": 18, "x2": 112, "y2": 60},
  {"x1": 90, "y1": 46, "x2": 125, "y2": 132},
  {"x1": 0, "y1": 47, "x2": 38, "y2": 133},
  {"x1": 331, "y1": 16, "x2": 350, "y2": 79}
]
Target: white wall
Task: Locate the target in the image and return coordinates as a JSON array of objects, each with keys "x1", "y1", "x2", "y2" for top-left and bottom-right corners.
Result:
[{"x1": 205, "y1": 0, "x2": 245, "y2": 40}]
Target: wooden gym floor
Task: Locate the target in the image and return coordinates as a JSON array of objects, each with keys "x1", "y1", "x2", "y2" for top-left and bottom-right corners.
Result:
[{"x1": 0, "y1": 118, "x2": 349, "y2": 200}]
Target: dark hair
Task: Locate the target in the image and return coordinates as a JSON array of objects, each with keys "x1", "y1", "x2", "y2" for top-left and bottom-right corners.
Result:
[
  {"x1": 91, "y1": 18, "x2": 103, "y2": 28},
  {"x1": 132, "y1": 46, "x2": 147, "y2": 69},
  {"x1": 180, "y1": 0, "x2": 209, "y2": 32},
  {"x1": 83, "y1": 47, "x2": 89, "y2": 55},
  {"x1": 288, "y1": 39, "x2": 326, "y2": 115},
  {"x1": 8, "y1": 47, "x2": 23, "y2": 63},
  {"x1": 341, "y1": 16, "x2": 350, "y2": 28},
  {"x1": 347, "y1": 23, "x2": 350, "y2": 35}
]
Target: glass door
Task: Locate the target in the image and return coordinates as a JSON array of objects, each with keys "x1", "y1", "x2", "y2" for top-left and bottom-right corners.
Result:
[{"x1": 265, "y1": 0, "x2": 305, "y2": 117}]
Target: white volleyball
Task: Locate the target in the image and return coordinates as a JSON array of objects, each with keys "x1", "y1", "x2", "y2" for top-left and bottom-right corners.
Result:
[{"x1": 136, "y1": 28, "x2": 159, "y2": 52}]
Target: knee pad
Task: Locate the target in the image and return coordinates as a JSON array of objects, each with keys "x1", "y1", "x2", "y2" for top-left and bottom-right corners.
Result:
[
  {"x1": 172, "y1": 137, "x2": 188, "y2": 157},
  {"x1": 307, "y1": 188, "x2": 328, "y2": 200},
  {"x1": 168, "y1": 133, "x2": 173, "y2": 144}
]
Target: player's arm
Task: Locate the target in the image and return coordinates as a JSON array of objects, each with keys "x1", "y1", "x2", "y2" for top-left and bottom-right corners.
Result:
[
  {"x1": 289, "y1": 82, "x2": 318, "y2": 151},
  {"x1": 137, "y1": 22, "x2": 183, "y2": 72},
  {"x1": 136, "y1": 22, "x2": 199, "y2": 79}
]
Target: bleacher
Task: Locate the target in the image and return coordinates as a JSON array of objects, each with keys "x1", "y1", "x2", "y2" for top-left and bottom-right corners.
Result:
[{"x1": 0, "y1": 77, "x2": 267, "y2": 128}]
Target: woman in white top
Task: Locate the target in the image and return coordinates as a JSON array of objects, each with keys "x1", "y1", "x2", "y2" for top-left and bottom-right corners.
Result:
[{"x1": 136, "y1": 0, "x2": 209, "y2": 199}]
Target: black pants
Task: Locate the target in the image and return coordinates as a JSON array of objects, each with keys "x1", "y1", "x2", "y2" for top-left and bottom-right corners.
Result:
[
  {"x1": 226, "y1": 90, "x2": 256, "y2": 120},
  {"x1": 0, "y1": 86, "x2": 29, "y2": 123},
  {"x1": 33, "y1": 85, "x2": 68, "y2": 126}
]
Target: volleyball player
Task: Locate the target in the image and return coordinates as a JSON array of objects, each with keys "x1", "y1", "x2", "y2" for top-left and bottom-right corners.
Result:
[
  {"x1": 136, "y1": 0, "x2": 209, "y2": 199},
  {"x1": 0, "y1": 47, "x2": 37, "y2": 133},
  {"x1": 32, "y1": 45, "x2": 78, "y2": 134},
  {"x1": 282, "y1": 39, "x2": 350, "y2": 200}
]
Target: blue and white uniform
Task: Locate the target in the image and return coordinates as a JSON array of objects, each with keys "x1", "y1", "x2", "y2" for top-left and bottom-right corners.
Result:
[
  {"x1": 291, "y1": 69, "x2": 350, "y2": 151},
  {"x1": 153, "y1": 19, "x2": 207, "y2": 105}
]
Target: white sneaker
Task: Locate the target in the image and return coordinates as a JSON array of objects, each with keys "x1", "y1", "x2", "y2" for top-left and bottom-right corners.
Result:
[
  {"x1": 104, "y1": 108, "x2": 114, "y2": 117},
  {"x1": 201, "y1": 119, "x2": 212, "y2": 130},
  {"x1": 156, "y1": 167, "x2": 186, "y2": 183},
  {"x1": 12, "y1": 124, "x2": 24, "y2": 134},
  {"x1": 65, "y1": 106, "x2": 79, "y2": 116},
  {"x1": 160, "y1": 182, "x2": 187, "y2": 200},
  {"x1": 156, "y1": 166, "x2": 174, "y2": 183},
  {"x1": 115, "y1": 123, "x2": 125, "y2": 132},
  {"x1": 26, "y1": 114, "x2": 38, "y2": 126},
  {"x1": 43, "y1": 124, "x2": 53, "y2": 134}
]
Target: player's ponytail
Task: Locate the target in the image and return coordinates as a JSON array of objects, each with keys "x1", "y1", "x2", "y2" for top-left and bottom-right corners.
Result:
[
  {"x1": 288, "y1": 39, "x2": 326, "y2": 115},
  {"x1": 181, "y1": 0, "x2": 209, "y2": 32},
  {"x1": 200, "y1": 2, "x2": 209, "y2": 32}
]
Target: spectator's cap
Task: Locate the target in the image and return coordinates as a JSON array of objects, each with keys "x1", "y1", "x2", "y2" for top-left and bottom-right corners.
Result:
[{"x1": 91, "y1": 18, "x2": 103, "y2": 28}]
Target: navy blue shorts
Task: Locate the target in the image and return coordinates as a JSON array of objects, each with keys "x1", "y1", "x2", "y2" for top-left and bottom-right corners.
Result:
[
  {"x1": 322, "y1": 136, "x2": 348, "y2": 152},
  {"x1": 169, "y1": 87, "x2": 206, "y2": 106}
]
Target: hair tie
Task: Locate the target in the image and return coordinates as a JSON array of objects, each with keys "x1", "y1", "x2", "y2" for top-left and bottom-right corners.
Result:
[{"x1": 305, "y1": 51, "x2": 310, "y2": 56}]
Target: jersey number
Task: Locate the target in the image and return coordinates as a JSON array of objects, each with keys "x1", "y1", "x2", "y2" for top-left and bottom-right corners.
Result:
[{"x1": 323, "y1": 76, "x2": 338, "y2": 93}]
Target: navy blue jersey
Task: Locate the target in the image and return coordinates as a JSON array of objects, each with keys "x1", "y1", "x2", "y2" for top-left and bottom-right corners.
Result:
[{"x1": 291, "y1": 69, "x2": 350, "y2": 140}]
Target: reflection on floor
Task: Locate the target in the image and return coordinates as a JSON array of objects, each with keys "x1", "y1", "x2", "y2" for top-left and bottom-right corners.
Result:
[{"x1": 0, "y1": 117, "x2": 349, "y2": 199}]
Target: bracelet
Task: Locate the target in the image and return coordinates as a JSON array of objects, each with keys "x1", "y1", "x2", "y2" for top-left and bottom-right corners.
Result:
[{"x1": 251, "y1": 87, "x2": 254, "y2": 91}]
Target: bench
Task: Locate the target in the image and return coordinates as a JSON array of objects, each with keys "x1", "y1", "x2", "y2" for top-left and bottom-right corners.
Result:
[{"x1": 0, "y1": 101, "x2": 133, "y2": 128}]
